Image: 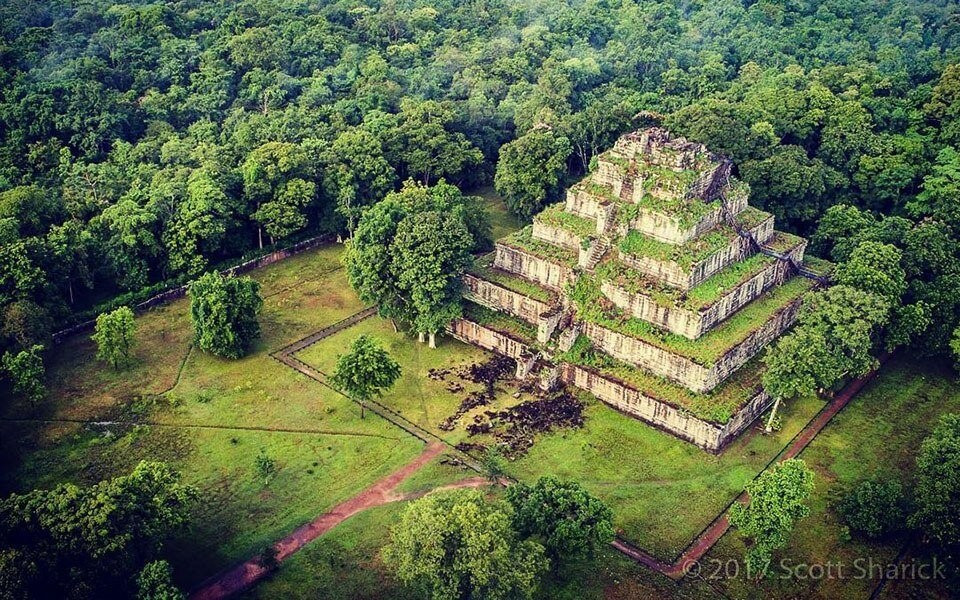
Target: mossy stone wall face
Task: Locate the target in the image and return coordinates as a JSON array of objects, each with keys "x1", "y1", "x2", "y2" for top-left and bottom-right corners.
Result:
[
  {"x1": 617, "y1": 215, "x2": 776, "y2": 291},
  {"x1": 447, "y1": 318, "x2": 531, "y2": 360},
  {"x1": 625, "y1": 191, "x2": 747, "y2": 245},
  {"x1": 560, "y1": 363, "x2": 773, "y2": 452},
  {"x1": 600, "y1": 240, "x2": 805, "y2": 339},
  {"x1": 532, "y1": 220, "x2": 583, "y2": 251},
  {"x1": 493, "y1": 244, "x2": 576, "y2": 291},
  {"x1": 565, "y1": 186, "x2": 604, "y2": 220},
  {"x1": 581, "y1": 296, "x2": 803, "y2": 393},
  {"x1": 462, "y1": 273, "x2": 554, "y2": 326}
]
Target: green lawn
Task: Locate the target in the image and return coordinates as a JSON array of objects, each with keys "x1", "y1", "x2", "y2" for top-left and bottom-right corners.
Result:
[
  {"x1": 0, "y1": 244, "x2": 458, "y2": 589},
  {"x1": 702, "y1": 355, "x2": 960, "y2": 599},
  {"x1": 295, "y1": 311, "x2": 825, "y2": 559}
]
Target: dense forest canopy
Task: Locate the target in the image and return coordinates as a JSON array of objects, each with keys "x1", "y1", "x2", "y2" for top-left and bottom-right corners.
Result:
[{"x1": 1, "y1": 0, "x2": 959, "y2": 357}]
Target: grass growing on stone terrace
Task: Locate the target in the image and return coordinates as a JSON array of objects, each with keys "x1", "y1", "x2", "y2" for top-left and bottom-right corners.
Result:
[
  {"x1": 500, "y1": 225, "x2": 579, "y2": 267},
  {"x1": 535, "y1": 202, "x2": 597, "y2": 237},
  {"x1": 558, "y1": 335, "x2": 765, "y2": 423},
  {"x1": 571, "y1": 274, "x2": 815, "y2": 366},
  {"x1": 466, "y1": 253, "x2": 556, "y2": 303}
]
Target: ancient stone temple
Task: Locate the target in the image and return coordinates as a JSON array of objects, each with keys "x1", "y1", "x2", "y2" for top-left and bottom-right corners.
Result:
[{"x1": 449, "y1": 128, "x2": 831, "y2": 452}]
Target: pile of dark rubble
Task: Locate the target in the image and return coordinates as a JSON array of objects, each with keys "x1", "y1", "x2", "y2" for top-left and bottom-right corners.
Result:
[
  {"x1": 436, "y1": 355, "x2": 515, "y2": 431},
  {"x1": 461, "y1": 390, "x2": 585, "y2": 458}
]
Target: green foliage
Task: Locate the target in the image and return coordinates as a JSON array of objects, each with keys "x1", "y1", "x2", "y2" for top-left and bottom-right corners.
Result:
[
  {"x1": 910, "y1": 413, "x2": 960, "y2": 552},
  {"x1": 837, "y1": 479, "x2": 907, "y2": 539},
  {"x1": 255, "y1": 449, "x2": 277, "y2": 485},
  {"x1": 763, "y1": 285, "x2": 889, "y2": 401},
  {"x1": 344, "y1": 181, "x2": 485, "y2": 333},
  {"x1": 0, "y1": 461, "x2": 196, "y2": 599},
  {"x1": 495, "y1": 127, "x2": 572, "y2": 220},
  {"x1": 383, "y1": 490, "x2": 547, "y2": 600},
  {"x1": 188, "y1": 272, "x2": 262, "y2": 359},
  {"x1": 834, "y1": 241, "x2": 905, "y2": 306},
  {"x1": 136, "y1": 560, "x2": 185, "y2": 600},
  {"x1": 729, "y1": 459, "x2": 815, "y2": 574},
  {"x1": 92, "y1": 306, "x2": 137, "y2": 370},
  {"x1": 506, "y1": 477, "x2": 615, "y2": 567},
  {"x1": 1, "y1": 344, "x2": 45, "y2": 405},
  {"x1": 330, "y1": 334, "x2": 401, "y2": 422}
]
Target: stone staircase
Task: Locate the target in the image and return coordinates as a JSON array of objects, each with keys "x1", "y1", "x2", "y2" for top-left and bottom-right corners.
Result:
[{"x1": 578, "y1": 237, "x2": 611, "y2": 271}]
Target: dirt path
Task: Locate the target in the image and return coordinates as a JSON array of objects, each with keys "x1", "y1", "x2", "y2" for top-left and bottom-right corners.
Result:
[
  {"x1": 189, "y1": 442, "x2": 487, "y2": 600},
  {"x1": 616, "y1": 353, "x2": 891, "y2": 579}
]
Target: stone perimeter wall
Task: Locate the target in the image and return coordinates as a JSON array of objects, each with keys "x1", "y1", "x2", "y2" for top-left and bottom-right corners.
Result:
[
  {"x1": 462, "y1": 273, "x2": 555, "y2": 326},
  {"x1": 493, "y1": 243, "x2": 576, "y2": 291},
  {"x1": 560, "y1": 363, "x2": 773, "y2": 452},
  {"x1": 582, "y1": 293, "x2": 803, "y2": 393},
  {"x1": 601, "y1": 239, "x2": 806, "y2": 339},
  {"x1": 618, "y1": 215, "x2": 775, "y2": 291}
]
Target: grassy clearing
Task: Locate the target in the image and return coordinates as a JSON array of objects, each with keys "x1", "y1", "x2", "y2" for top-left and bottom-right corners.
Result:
[
  {"x1": 475, "y1": 185, "x2": 523, "y2": 241},
  {"x1": 296, "y1": 315, "x2": 527, "y2": 446},
  {"x1": 703, "y1": 355, "x2": 960, "y2": 599},
  {"x1": 506, "y1": 392, "x2": 822, "y2": 558},
  {"x1": 0, "y1": 244, "x2": 437, "y2": 589},
  {"x1": 245, "y1": 492, "x2": 721, "y2": 600}
]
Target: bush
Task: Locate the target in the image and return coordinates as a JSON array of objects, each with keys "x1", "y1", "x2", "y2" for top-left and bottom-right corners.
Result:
[{"x1": 837, "y1": 479, "x2": 907, "y2": 539}]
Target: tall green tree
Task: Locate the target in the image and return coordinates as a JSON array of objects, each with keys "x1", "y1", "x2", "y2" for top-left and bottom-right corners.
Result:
[
  {"x1": 344, "y1": 181, "x2": 486, "y2": 338},
  {"x1": 762, "y1": 285, "x2": 890, "y2": 430},
  {"x1": 383, "y1": 490, "x2": 548, "y2": 600},
  {"x1": 92, "y1": 306, "x2": 137, "y2": 370},
  {"x1": 1, "y1": 344, "x2": 45, "y2": 405},
  {"x1": 729, "y1": 459, "x2": 815, "y2": 574},
  {"x1": 494, "y1": 127, "x2": 572, "y2": 220},
  {"x1": 330, "y1": 334, "x2": 401, "y2": 419},
  {"x1": 0, "y1": 462, "x2": 196, "y2": 599},
  {"x1": 911, "y1": 413, "x2": 960, "y2": 553},
  {"x1": 188, "y1": 272, "x2": 262, "y2": 359},
  {"x1": 136, "y1": 560, "x2": 185, "y2": 600},
  {"x1": 506, "y1": 476, "x2": 614, "y2": 568},
  {"x1": 323, "y1": 128, "x2": 395, "y2": 237},
  {"x1": 393, "y1": 210, "x2": 473, "y2": 347},
  {"x1": 242, "y1": 141, "x2": 315, "y2": 248}
]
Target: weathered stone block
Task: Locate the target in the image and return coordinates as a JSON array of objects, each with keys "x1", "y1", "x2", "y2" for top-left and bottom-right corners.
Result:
[
  {"x1": 532, "y1": 220, "x2": 583, "y2": 251},
  {"x1": 560, "y1": 363, "x2": 773, "y2": 452},
  {"x1": 462, "y1": 273, "x2": 554, "y2": 326},
  {"x1": 493, "y1": 244, "x2": 576, "y2": 291},
  {"x1": 581, "y1": 295, "x2": 803, "y2": 393}
]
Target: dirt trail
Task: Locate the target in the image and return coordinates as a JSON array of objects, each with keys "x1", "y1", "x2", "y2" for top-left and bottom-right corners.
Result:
[{"x1": 189, "y1": 442, "x2": 486, "y2": 600}]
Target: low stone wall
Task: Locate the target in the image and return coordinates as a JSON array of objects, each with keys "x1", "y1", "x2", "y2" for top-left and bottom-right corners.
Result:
[
  {"x1": 494, "y1": 243, "x2": 576, "y2": 291},
  {"x1": 618, "y1": 215, "x2": 775, "y2": 291},
  {"x1": 581, "y1": 294, "x2": 803, "y2": 393},
  {"x1": 462, "y1": 273, "x2": 555, "y2": 326},
  {"x1": 447, "y1": 318, "x2": 530, "y2": 360},
  {"x1": 601, "y1": 242, "x2": 804, "y2": 339},
  {"x1": 560, "y1": 363, "x2": 773, "y2": 452},
  {"x1": 532, "y1": 220, "x2": 583, "y2": 251},
  {"x1": 51, "y1": 234, "x2": 333, "y2": 345}
]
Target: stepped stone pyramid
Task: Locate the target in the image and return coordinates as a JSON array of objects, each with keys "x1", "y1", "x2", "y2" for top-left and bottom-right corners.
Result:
[{"x1": 449, "y1": 128, "x2": 830, "y2": 451}]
